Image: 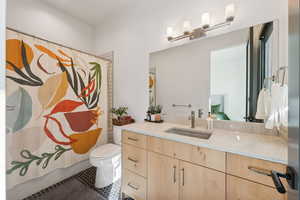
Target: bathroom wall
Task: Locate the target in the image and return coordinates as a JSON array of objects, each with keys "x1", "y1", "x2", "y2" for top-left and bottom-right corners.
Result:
[
  {"x1": 150, "y1": 28, "x2": 248, "y2": 122},
  {"x1": 0, "y1": 0, "x2": 6, "y2": 199},
  {"x1": 94, "y1": 0, "x2": 288, "y2": 121},
  {"x1": 6, "y1": 0, "x2": 96, "y2": 199},
  {"x1": 7, "y1": 0, "x2": 95, "y2": 52}
]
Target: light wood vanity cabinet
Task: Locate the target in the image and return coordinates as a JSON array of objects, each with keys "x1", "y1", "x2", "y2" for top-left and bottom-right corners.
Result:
[
  {"x1": 227, "y1": 175, "x2": 286, "y2": 200},
  {"x1": 227, "y1": 153, "x2": 287, "y2": 188},
  {"x1": 121, "y1": 130, "x2": 287, "y2": 200},
  {"x1": 123, "y1": 144, "x2": 147, "y2": 177},
  {"x1": 147, "y1": 136, "x2": 226, "y2": 172},
  {"x1": 147, "y1": 152, "x2": 179, "y2": 200},
  {"x1": 179, "y1": 160, "x2": 225, "y2": 200}
]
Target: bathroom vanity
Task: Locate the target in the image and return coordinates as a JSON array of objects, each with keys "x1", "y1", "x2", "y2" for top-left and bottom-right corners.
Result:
[
  {"x1": 135, "y1": 18, "x2": 290, "y2": 200},
  {"x1": 121, "y1": 122, "x2": 287, "y2": 200}
]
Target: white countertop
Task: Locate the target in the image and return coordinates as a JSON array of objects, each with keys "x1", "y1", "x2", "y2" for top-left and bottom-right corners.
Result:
[{"x1": 121, "y1": 122, "x2": 288, "y2": 165}]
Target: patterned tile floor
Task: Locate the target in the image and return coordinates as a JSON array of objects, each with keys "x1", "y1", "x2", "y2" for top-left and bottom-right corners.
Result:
[{"x1": 23, "y1": 167, "x2": 132, "y2": 200}]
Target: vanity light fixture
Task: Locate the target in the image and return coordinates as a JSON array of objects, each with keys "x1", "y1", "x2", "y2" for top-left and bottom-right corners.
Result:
[
  {"x1": 167, "y1": 3, "x2": 236, "y2": 42},
  {"x1": 166, "y1": 27, "x2": 174, "y2": 41},
  {"x1": 183, "y1": 20, "x2": 192, "y2": 35},
  {"x1": 201, "y1": 12, "x2": 211, "y2": 29},
  {"x1": 225, "y1": 3, "x2": 235, "y2": 22}
]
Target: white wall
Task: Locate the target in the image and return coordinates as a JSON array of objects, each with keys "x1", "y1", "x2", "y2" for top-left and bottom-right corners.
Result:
[
  {"x1": 94, "y1": 0, "x2": 288, "y2": 121},
  {"x1": 7, "y1": 0, "x2": 95, "y2": 52},
  {"x1": 150, "y1": 29, "x2": 248, "y2": 121},
  {"x1": 211, "y1": 44, "x2": 247, "y2": 121},
  {"x1": 0, "y1": 0, "x2": 6, "y2": 199}
]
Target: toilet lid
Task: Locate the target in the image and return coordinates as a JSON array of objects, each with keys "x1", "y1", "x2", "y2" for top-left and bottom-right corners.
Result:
[{"x1": 90, "y1": 143, "x2": 121, "y2": 159}]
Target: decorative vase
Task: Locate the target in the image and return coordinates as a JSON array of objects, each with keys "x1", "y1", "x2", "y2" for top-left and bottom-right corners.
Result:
[
  {"x1": 155, "y1": 114, "x2": 161, "y2": 121},
  {"x1": 151, "y1": 114, "x2": 156, "y2": 121}
]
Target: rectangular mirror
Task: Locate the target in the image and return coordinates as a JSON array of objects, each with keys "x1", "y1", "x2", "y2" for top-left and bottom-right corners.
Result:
[{"x1": 149, "y1": 20, "x2": 285, "y2": 124}]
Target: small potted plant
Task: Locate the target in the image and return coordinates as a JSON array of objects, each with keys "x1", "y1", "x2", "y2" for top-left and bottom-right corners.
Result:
[
  {"x1": 111, "y1": 107, "x2": 134, "y2": 126},
  {"x1": 147, "y1": 105, "x2": 163, "y2": 121}
]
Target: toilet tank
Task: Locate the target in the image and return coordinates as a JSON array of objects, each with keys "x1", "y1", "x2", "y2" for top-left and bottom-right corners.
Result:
[{"x1": 113, "y1": 126, "x2": 122, "y2": 145}]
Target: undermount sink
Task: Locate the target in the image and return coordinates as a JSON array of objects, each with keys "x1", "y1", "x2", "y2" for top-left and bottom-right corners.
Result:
[{"x1": 165, "y1": 127, "x2": 212, "y2": 140}]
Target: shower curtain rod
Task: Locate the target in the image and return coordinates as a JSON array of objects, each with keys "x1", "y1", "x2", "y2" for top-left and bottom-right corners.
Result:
[{"x1": 6, "y1": 26, "x2": 112, "y2": 63}]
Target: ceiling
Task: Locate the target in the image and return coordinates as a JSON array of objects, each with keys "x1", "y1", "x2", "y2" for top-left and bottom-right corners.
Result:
[{"x1": 41, "y1": 0, "x2": 139, "y2": 26}]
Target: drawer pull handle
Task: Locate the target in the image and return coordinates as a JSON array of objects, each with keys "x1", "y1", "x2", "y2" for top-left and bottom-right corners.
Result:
[
  {"x1": 173, "y1": 166, "x2": 177, "y2": 183},
  {"x1": 181, "y1": 168, "x2": 185, "y2": 186},
  {"x1": 128, "y1": 137, "x2": 138, "y2": 142},
  {"x1": 128, "y1": 157, "x2": 138, "y2": 163},
  {"x1": 128, "y1": 182, "x2": 139, "y2": 190},
  {"x1": 248, "y1": 166, "x2": 271, "y2": 176}
]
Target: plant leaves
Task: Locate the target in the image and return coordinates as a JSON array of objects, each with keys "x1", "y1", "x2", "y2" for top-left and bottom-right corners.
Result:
[
  {"x1": 6, "y1": 76, "x2": 40, "y2": 86},
  {"x1": 77, "y1": 72, "x2": 87, "y2": 104},
  {"x1": 21, "y1": 41, "x2": 43, "y2": 84},
  {"x1": 70, "y1": 59, "x2": 78, "y2": 96},
  {"x1": 37, "y1": 54, "x2": 55, "y2": 75},
  {"x1": 89, "y1": 90, "x2": 98, "y2": 105},
  {"x1": 57, "y1": 49, "x2": 70, "y2": 58},
  {"x1": 89, "y1": 93, "x2": 100, "y2": 109},
  {"x1": 6, "y1": 61, "x2": 33, "y2": 82},
  {"x1": 87, "y1": 73, "x2": 92, "y2": 103},
  {"x1": 6, "y1": 87, "x2": 33, "y2": 133},
  {"x1": 34, "y1": 44, "x2": 69, "y2": 62}
]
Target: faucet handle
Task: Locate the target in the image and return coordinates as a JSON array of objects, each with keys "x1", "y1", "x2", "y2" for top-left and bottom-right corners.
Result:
[{"x1": 198, "y1": 109, "x2": 204, "y2": 118}]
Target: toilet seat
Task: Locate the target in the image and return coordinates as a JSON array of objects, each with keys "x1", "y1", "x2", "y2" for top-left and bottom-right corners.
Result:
[{"x1": 90, "y1": 143, "x2": 121, "y2": 160}]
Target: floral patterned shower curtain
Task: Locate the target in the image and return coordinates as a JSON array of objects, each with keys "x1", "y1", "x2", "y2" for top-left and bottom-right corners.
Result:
[{"x1": 5, "y1": 29, "x2": 109, "y2": 189}]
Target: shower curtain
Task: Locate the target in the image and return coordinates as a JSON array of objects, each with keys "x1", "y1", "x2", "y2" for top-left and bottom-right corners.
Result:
[{"x1": 6, "y1": 29, "x2": 109, "y2": 189}]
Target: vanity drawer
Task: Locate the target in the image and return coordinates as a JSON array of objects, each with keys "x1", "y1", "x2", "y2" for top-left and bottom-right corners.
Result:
[
  {"x1": 123, "y1": 144, "x2": 147, "y2": 177},
  {"x1": 227, "y1": 153, "x2": 287, "y2": 187},
  {"x1": 122, "y1": 130, "x2": 147, "y2": 149},
  {"x1": 122, "y1": 169, "x2": 147, "y2": 200},
  {"x1": 147, "y1": 136, "x2": 193, "y2": 160},
  {"x1": 227, "y1": 175, "x2": 286, "y2": 200},
  {"x1": 147, "y1": 136, "x2": 225, "y2": 172},
  {"x1": 190, "y1": 146, "x2": 225, "y2": 172}
]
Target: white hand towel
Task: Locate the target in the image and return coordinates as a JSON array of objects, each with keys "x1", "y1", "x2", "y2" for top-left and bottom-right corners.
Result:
[
  {"x1": 279, "y1": 85, "x2": 288, "y2": 127},
  {"x1": 256, "y1": 89, "x2": 271, "y2": 120},
  {"x1": 265, "y1": 83, "x2": 281, "y2": 129},
  {"x1": 255, "y1": 89, "x2": 265, "y2": 120}
]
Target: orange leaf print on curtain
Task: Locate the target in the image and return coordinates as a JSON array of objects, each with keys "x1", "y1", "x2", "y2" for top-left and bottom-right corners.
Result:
[
  {"x1": 43, "y1": 100, "x2": 84, "y2": 146},
  {"x1": 6, "y1": 39, "x2": 34, "y2": 70},
  {"x1": 69, "y1": 128, "x2": 102, "y2": 154},
  {"x1": 34, "y1": 45, "x2": 69, "y2": 63},
  {"x1": 38, "y1": 72, "x2": 68, "y2": 110}
]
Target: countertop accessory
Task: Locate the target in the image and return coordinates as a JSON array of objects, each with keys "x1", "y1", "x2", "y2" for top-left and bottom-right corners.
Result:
[
  {"x1": 172, "y1": 104, "x2": 192, "y2": 108},
  {"x1": 144, "y1": 119, "x2": 164, "y2": 123}
]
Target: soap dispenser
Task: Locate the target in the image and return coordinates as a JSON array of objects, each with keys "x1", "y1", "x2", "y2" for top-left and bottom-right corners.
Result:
[{"x1": 207, "y1": 112, "x2": 214, "y2": 130}]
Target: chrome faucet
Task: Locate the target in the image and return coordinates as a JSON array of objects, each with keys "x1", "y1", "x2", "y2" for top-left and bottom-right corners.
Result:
[{"x1": 190, "y1": 111, "x2": 195, "y2": 128}]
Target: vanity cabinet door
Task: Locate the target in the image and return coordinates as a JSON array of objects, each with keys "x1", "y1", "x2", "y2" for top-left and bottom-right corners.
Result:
[
  {"x1": 227, "y1": 175, "x2": 286, "y2": 200},
  {"x1": 179, "y1": 161, "x2": 225, "y2": 200},
  {"x1": 147, "y1": 152, "x2": 179, "y2": 200}
]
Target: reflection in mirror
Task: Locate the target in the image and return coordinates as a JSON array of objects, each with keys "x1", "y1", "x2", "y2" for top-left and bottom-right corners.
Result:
[{"x1": 149, "y1": 20, "x2": 286, "y2": 125}]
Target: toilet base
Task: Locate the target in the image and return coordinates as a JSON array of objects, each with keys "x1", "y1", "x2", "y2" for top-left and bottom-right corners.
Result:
[{"x1": 94, "y1": 153, "x2": 121, "y2": 188}]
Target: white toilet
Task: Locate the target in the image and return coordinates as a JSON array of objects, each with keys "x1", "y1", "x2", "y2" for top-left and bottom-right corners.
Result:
[{"x1": 89, "y1": 126, "x2": 122, "y2": 188}]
